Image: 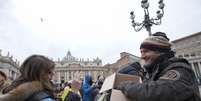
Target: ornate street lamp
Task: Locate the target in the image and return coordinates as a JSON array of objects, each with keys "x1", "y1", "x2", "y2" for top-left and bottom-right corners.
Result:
[{"x1": 130, "y1": 0, "x2": 165, "y2": 36}]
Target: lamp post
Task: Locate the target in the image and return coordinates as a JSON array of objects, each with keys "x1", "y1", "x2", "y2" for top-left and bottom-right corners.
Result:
[{"x1": 130, "y1": 0, "x2": 165, "y2": 36}]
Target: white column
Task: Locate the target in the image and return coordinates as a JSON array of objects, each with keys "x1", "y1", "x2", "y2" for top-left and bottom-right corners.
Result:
[
  {"x1": 64, "y1": 71, "x2": 67, "y2": 82},
  {"x1": 190, "y1": 63, "x2": 196, "y2": 76},
  {"x1": 198, "y1": 61, "x2": 201, "y2": 76},
  {"x1": 71, "y1": 71, "x2": 73, "y2": 80},
  {"x1": 69, "y1": 71, "x2": 71, "y2": 80},
  {"x1": 66, "y1": 71, "x2": 69, "y2": 81},
  {"x1": 58, "y1": 71, "x2": 61, "y2": 83}
]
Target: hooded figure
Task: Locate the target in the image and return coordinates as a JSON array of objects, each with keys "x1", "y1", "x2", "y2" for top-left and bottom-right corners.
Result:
[{"x1": 82, "y1": 74, "x2": 95, "y2": 101}]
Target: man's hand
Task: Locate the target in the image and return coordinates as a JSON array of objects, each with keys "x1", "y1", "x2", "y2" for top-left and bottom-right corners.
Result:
[{"x1": 116, "y1": 81, "x2": 136, "y2": 95}]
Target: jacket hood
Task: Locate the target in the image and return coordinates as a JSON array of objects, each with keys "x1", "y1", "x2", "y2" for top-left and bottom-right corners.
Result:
[
  {"x1": 0, "y1": 81, "x2": 44, "y2": 101},
  {"x1": 84, "y1": 74, "x2": 92, "y2": 85},
  {"x1": 168, "y1": 57, "x2": 190, "y2": 65}
]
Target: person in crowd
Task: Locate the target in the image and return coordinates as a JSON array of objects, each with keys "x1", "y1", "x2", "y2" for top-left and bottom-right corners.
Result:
[
  {"x1": 0, "y1": 71, "x2": 9, "y2": 95},
  {"x1": 95, "y1": 75, "x2": 105, "y2": 90},
  {"x1": 51, "y1": 81, "x2": 63, "y2": 101},
  {"x1": 92, "y1": 75, "x2": 105, "y2": 101},
  {"x1": 79, "y1": 79, "x2": 84, "y2": 100},
  {"x1": 61, "y1": 80, "x2": 81, "y2": 101},
  {"x1": 0, "y1": 55, "x2": 56, "y2": 101},
  {"x1": 117, "y1": 32, "x2": 201, "y2": 101},
  {"x1": 82, "y1": 74, "x2": 97, "y2": 101}
]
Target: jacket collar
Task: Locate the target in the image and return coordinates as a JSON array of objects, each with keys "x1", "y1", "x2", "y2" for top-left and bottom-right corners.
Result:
[{"x1": 0, "y1": 81, "x2": 44, "y2": 101}]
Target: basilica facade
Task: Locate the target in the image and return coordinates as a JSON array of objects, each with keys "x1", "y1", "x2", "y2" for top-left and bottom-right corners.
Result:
[{"x1": 53, "y1": 51, "x2": 107, "y2": 83}]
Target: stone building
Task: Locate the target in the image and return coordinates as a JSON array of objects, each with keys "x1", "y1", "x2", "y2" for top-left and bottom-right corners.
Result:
[
  {"x1": 53, "y1": 51, "x2": 108, "y2": 83},
  {"x1": 53, "y1": 51, "x2": 139, "y2": 83},
  {"x1": 106, "y1": 52, "x2": 140, "y2": 75},
  {"x1": 171, "y1": 31, "x2": 201, "y2": 82},
  {"x1": 0, "y1": 50, "x2": 20, "y2": 80}
]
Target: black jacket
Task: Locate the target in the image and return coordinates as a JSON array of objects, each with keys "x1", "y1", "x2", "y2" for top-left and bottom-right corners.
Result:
[{"x1": 118, "y1": 56, "x2": 201, "y2": 101}]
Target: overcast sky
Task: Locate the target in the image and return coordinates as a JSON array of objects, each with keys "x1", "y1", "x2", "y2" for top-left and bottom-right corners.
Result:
[{"x1": 0, "y1": 0, "x2": 201, "y2": 65}]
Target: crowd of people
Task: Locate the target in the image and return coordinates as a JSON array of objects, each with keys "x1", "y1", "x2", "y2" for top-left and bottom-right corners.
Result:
[
  {"x1": 0, "y1": 32, "x2": 200, "y2": 101},
  {"x1": 0, "y1": 55, "x2": 105, "y2": 101}
]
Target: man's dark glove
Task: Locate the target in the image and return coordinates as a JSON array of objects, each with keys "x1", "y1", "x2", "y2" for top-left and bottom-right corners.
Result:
[
  {"x1": 118, "y1": 62, "x2": 144, "y2": 77},
  {"x1": 130, "y1": 62, "x2": 142, "y2": 72}
]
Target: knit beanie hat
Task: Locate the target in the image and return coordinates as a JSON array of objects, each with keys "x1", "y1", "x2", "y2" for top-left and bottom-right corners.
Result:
[{"x1": 140, "y1": 32, "x2": 172, "y2": 53}]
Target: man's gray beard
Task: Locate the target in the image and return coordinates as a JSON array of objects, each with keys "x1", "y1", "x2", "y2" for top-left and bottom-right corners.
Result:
[
  {"x1": 140, "y1": 60, "x2": 152, "y2": 68},
  {"x1": 140, "y1": 60, "x2": 155, "y2": 73}
]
